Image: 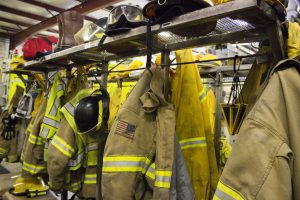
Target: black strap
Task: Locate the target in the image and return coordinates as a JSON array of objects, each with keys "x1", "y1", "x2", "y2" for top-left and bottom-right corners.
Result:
[
  {"x1": 146, "y1": 21, "x2": 153, "y2": 75},
  {"x1": 98, "y1": 35, "x2": 107, "y2": 47}
]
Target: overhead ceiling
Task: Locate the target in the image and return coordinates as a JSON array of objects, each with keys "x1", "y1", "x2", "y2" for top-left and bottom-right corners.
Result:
[{"x1": 0, "y1": 0, "x2": 148, "y2": 48}]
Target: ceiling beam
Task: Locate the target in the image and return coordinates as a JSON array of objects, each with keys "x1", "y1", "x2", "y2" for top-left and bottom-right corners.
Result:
[
  {"x1": 10, "y1": 0, "x2": 121, "y2": 48},
  {"x1": 0, "y1": 17, "x2": 31, "y2": 27},
  {"x1": 0, "y1": 17, "x2": 58, "y2": 34},
  {"x1": 0, "y1": 5, "x2": 47, "y2": 21},
  {"x1": 18, "y1": 0, "x2": 97, "y2": 22},
  {"x1": 0, "y1": 25, "x2": 19, "y2": 33}
]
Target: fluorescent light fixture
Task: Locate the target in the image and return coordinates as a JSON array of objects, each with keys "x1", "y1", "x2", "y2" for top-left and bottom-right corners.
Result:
[{"x1": 158, "y1": 31, "x2": 172, "y2": 38}]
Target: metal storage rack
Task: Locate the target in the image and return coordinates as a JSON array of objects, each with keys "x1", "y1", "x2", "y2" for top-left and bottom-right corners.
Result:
[{"x1": 10, "y1": 0, "x2": 285, "y2": 199}]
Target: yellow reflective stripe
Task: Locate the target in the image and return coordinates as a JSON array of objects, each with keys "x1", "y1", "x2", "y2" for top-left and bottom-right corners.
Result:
[
  {"x1": 84, "y1": 174, "x2": 97, "y2": 184},
  {"x1": 179, "y1": 137, "x2": 207, "y2": 150},
  {"x1": 43, "y1": 117, "x2": 60, "y2": 129},
  {"x1": 23, "y1": 161, "x2": 46, "y2": 174},
  {"x1": 155, "y1": 170, "x2": 172, "y2": 188},
  {"x1": 199, "y1": 86, "x2": 207, "y2": 102},
  {"x1": 145, "y1": 163, "x2": 155, "y2": 180},
  {"x1": 28, "y1": 134, "x2": 43, "y2": 145},
  {"x1": 52, "y1": 136, "x2": 75, "y2": 158},
  {"x1": 103, "y1": 156, "x2": 151, "y2": 173},
  {"x1": 68, "y1": 151, "x2": 84, "y2": 170},
  {"x1": 0, "y1": 147, "x2": 8, "y2": 154},
  {"x1": 214, "y1": 181, "x2": 245, "y2": 200},
  {"x1": 68, "y1": 181, "x2": 81, "y2": 191}
]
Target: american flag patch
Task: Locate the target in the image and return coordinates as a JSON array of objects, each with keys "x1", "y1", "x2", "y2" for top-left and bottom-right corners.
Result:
[{"x1": 115, "y1": 120, "x2": 136, "y2": 139}]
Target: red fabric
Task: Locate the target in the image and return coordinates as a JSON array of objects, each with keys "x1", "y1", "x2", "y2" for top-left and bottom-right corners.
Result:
[{"x1": 22, "y1": 36, "x2": 58, "y2": 61}]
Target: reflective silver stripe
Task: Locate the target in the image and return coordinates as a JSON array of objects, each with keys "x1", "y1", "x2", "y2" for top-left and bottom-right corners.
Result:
[
  {"x1": 103, "y1": 161, "x2": 149, "y2": 171},
  {"x1": 57, "y1": 84, "x2": 64, "y2": 92},
  {"x1": 45, "y1": 141, "x2": 50, "y2": 149},
  {"x1": 147, "y1": 165, "x2": 155, "y2": 175},
  {"x1": 180, "y1": 139, "x2": 206, "y2": 148},
  {"x1": 156, "y1": 175, "x2": 171, "y2": 183},
  {"x1": 86, "y1": 144, "x2": 98, "y2": 151},
  {"x1": 53, "y1": 137, "x2": 74, "y2": 156},
  {"x1": 215, "y1": 188, "x2": 235, "y2": 200},
  {"x1": 104, "y1": 161, "x2": 143, "y2": 167},
  {"x1": 40, "y1": 127, "x2": 50, "y2": 138},
  {"x1": 199, "y1": 91, "x2": 207, "y2": 101},
  {"x1": 43, "y1": 117, "x2": 60, "y2": 129},
  {"x1": 84, "y1": 178, "x2": 96, "y2": 181},
  {"x1": 64, "y1": 103, "x2": 75, "y2": 115},
  {"x1": 68, "y1": 152, "x2": 84, "y2": 167},
  {"x1": 49, "y1": 98, "x2": 59, "y2": 116}
]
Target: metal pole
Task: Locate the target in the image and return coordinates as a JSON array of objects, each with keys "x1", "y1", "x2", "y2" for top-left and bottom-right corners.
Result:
[
  {"x1": 96, "y1": 61, "x2": 109, "y2": 200},
  {"x1": 214, "y1": 71, "x2": 223, "y2": 167},
  {"x1": 161, "y1": 50, "x2": 170, "y2": 100}
]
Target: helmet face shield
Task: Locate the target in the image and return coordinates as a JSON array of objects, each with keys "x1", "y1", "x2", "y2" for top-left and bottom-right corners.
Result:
[{"x1": 108, "y1": 5, "x2": 146, "y2": 26}]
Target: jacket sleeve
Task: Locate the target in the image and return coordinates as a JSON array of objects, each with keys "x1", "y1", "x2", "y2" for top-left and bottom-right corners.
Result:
[{"x1": 47, "y1": 117, "x2": 76, "y2": 191}]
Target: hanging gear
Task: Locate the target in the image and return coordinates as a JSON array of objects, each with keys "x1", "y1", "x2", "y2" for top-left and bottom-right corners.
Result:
[
  {"x1": 10, "y1": 177, "x2": 49, "y2": 198},
  {"x1": 74, "y1": 17, "x2": 108, "y2": 44},
  {"x1": 143, "y1": 0, "x2": 216, "y2": 37},
  {"x1": 213, "y1": 59, "x2": 300, "y2": 200},
  {"x1": 221, "y1": 56, "x2": 247, "y2": 135},
  {"x1": 143, "y1": 0, "x2": 213, "y2": 23},
  {"x1": 106, "y1": 5, "x2": 147, "y2": 36},
  {"x1": 16, "y1": 83, "x2": 38, "y2": 119},
  {"x1": 74, "y1": 88, "x2": 110, "y2": 135},
  {"x1": 1, "y1": 114, "x2": 18, "y2": 140}
]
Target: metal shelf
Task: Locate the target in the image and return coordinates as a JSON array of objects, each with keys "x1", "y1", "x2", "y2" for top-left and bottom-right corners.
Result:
[{"x1": 19, "y1": 0, "x2": 281, "y2": 72}]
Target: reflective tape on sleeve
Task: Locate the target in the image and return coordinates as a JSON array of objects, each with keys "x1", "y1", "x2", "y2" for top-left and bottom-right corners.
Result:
[
  {"x1": 64, "y1": 102, "x2": 75, "y2": 115},
  {"x1": 199, "y1": 86, "x2": 207, "y2": 102},
  {"x1": 145, "y1": 163, "x2": 155, "y2": 180},
  {"x1": 67, "y1": 181, "x2": 82, "y2": 192},
  {"x1": 28, "y1": 134, "x2": 43, "y2": 145},
  {"x1": 86, "y1": 144, "x2": 98, "y2": 152},
  {"x1": 154, "y1": 170, "x2": 172, "y2": 188},
  {"x1": 49, "y1": 97, "x2": 59, "y2": 117},
  {"x1": 40, "y1": 126, "x2": 50, "y2": 139},
  {"x1": 52, "y1": 136, "x2": 75, "y2": 158},
  {"x1": 103, "y1": 156, "x2": 151, "y2": 173},
  {"x1": 84, "y1": 174, "x2": 97, "y2": 184},
  {"x1": 43, "y1": 117, "x2": 60, "y2": 129},
  {"x1": 56, "y1": 84, "x2": 64, "y2": 93},
  {"x1": 179, "y1": 137, "x2": 207, "y2": 150},
  {"x1": 213, "y1": 181, "x2": 245, "y2": 200},
  {"x1": 68, "y1": 151, "x2": 84, "y2": 170},
  {"x1": 22, "y1": 162, "x2": 46, "y2": 174}
]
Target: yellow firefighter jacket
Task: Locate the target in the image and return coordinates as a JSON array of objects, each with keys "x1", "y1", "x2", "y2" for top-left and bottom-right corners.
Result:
[
  {"x1": 171, "y1": 49, "x2": 219, "y2": 199},
  {"x1": 39, "y1": 74, "x2": 65, "y2": 161},
  {"x1": 213, "y1": 59, "x2": 300, "y2": 200},
  {"x1": 102, "y1": 67, "x2": 175, "y2": 200},
  {"x1": 0, "y1": 86, "x2": 24, "y2": 162},
  {"x1": 47, "y1": 88, "x2": 102, "y2": 198},
  {"x1": 22, "y1": 97, "x2": 48, "y2": 176}
]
